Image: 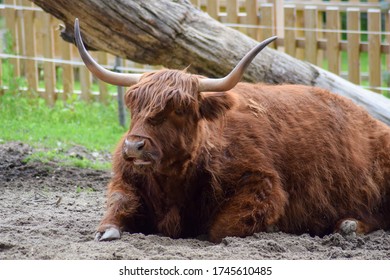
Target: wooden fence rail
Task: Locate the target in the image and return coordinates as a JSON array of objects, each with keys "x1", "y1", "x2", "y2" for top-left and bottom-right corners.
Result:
[
  {"x1": 0, "y1": 0, "x2": 158, "y2": 105},
  {"x1": 1, "y1": 0, "x2": 390, "y2": 104}
]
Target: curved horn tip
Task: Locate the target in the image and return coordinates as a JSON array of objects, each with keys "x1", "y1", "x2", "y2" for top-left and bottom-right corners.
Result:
[
  {"x1": 265, "y1": 36, "x2": 277, "y2": 45},
  {"x1": 268, "y1": 36, "x2": 278, "y2": 41},
  {"x1": 74, "y1": 18, "x2": 81, "y2": 43},
  {"x1": 73, "y1": 18, "x2": 142, "y2": 87},
  {"x1": 198, "y1": 36, "x2": 277, "y2": 93},
  {"x1": 74, "y1": 18, "x2": 79, "y2": 31},
  {"x1": 256, "y1": 36, "x2": 277, "y2": 50}
]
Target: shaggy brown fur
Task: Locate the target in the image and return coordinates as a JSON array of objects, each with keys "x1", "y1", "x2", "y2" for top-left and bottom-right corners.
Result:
[{"x1": 97, "y1": 69, "x2": 390, "y2": 243}]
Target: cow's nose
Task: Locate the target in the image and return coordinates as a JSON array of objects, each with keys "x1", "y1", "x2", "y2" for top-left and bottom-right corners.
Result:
[{"x1": 124, "y1": 139, "x2": 145, "y2": 157}]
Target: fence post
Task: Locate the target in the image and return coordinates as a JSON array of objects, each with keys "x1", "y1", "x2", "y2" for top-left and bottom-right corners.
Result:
[
  {"x1": 42, "y1": 13, "x2": 56, "y2": 105},
  {"x1": 260, "y1": 4, "x2": 275, "y2": 48},
  {"x1": 326, "y1": 7, "x2": 340, "y2": 75},
  {"x1": 295, "y1": 8, "x2": 305, "y2": 60},
  {"x1": 245, "y1": 0, "x2": 259, "y2": 40},
  {"x1": 4, "y1": 0, "x2": 20, "y2": 77},
  {"x1": 80, "y1": 66, "x2": 92, "y2": 102},
  {"x1": 98, "y1": 52, "x2": 109, "y2": 104},
  {"x1": 347, "y1": 8, "x2": 360, "y2": 85},
  {"x1": 22, "y1": 0, "x2": 38, "y2": 94},
  {"x1": 284, "y1": 5, "x2": 296, "y2": 57},
  {"x1": 115, "y1": 57, "x2": 126, "y2": 128},
  {"x1": 207, "y1": 0, "x2": 219, "y2": 20},
  {"x1": 0, "y1": 12, "x2": 2, "y2": 95},
  {"x1": 368, "y1": 8, "x2": 381, "y2": 93},
  {"x1": 274, "y1": 0, "x2": 284, "y2": 48},
  {"x1": 227, "y1": 0, "x2": 238, "y2": 24},
  {"x1": 16, "y1": 0, "x2": 24, "y2": 73},
  {"x1": 61, "y1": 39, "x2": 74, "y2": 101},
  {"x1": 316, "y1": 8, "x2": 324, "y2": 66},
  {"x1": 387, "y1": 10, "x2": 390, "y2": 90},
  {"x1": 304, "y1": 6, "x2": 318, "y2": 65}
]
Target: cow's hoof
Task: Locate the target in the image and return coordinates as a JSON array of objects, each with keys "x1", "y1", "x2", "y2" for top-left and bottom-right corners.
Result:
[
  {"x1": 95, "y1": 227, "x2": 121, "y2": 241},
  {"x1": 338, "y1": 219, "x2": 357, "y2": 237}
]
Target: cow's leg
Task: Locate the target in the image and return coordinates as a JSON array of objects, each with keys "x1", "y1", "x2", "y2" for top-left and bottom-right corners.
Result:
[
  {"x1": 335, "y1": 133, "x2": 390, "y2": 237},
  {"x1": 208, "y1": 177, "x2": 287, "y2": 243},
  {"x1": 95, "y1": 178, "x2": 142, "y2": 241},
  {"x1": 334, "y1": 218, "x2": 378, "y2": 237}
]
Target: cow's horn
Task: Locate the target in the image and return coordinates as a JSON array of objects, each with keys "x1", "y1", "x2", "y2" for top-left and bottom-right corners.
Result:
[
  {"x1": 74, "y1": 18, "x2": 142, "y2": 87},
  {"x1": 198, "y1": 36, "x2": 277, "y2": 92}
]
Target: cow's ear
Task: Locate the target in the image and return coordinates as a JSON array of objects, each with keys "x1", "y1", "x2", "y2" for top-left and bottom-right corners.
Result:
[{"x1": 199, "y1": 92, "x2": 236, "y2": 121}]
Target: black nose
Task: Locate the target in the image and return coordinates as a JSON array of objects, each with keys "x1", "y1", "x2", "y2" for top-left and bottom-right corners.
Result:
[
  {"x1": 124, "y1": 139, "x2": 145, "y2": 157},
  {"x1": 126, "y1": 139, "x2": 145, "y2": 151}
]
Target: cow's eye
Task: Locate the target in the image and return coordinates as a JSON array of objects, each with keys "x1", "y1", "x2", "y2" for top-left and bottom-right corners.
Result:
[
  {"x1": 148, "y1": 115, "x2": 165, "y2": 126},
  {"x1": 174, "y1": 108, "x2": 184, "y2": 116}
]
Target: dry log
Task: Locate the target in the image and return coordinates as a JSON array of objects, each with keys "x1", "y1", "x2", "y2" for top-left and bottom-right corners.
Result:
[{"x1": 30, "y1": 0, "x2": 390, "y2": 126}]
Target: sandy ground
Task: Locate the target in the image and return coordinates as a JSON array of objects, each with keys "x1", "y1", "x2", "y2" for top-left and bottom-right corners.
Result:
[{"x1": 1, "y1": 141, "x2": 390, "y2": 260}]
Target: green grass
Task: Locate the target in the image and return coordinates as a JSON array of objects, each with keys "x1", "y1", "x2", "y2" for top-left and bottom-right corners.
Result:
[
  {"x1": 322, "y1": 51, "x2": 385, "y2": 74},
  {"x1": 321, "y1": 51, "x2": 390, "y2": 98},
  {"x1": 23, "y1": 150, "x2": 111, "y2": 170},
  {"x1": 0, "y1": 92, "x2": 129, "y2": 170},
  {"x1": 0, "y1": 47, "x2": 127, "y2": 170}
]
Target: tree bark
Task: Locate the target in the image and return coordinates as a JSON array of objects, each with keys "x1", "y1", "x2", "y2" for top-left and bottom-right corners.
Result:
[{"x1": 30, "y1": 0, "x2": 390, "y2": 126}]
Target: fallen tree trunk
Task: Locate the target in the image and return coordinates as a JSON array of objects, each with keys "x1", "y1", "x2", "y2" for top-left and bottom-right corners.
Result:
[{"x1": 31, "y1": 0, "x2": 390, "y2": 126}]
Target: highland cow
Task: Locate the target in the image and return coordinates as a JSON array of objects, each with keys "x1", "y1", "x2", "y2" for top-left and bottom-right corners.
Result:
[{"x1": 75, "y1": 19, "x2": 390, "y2": 243}]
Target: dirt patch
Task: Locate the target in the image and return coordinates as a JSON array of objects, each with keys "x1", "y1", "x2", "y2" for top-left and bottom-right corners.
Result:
[{"x1": 1, "y1": 141, "x2": 390, "y2": 260}]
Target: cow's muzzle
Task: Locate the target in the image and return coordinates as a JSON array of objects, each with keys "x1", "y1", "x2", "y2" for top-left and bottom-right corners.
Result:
[{"x1": 123, "y1": 138, "x2": 153, "y2": 166}]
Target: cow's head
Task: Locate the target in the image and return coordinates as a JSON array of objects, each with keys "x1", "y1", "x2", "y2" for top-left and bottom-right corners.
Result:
[{"x1": 74, "y1": 19, "x2": 276, "y2": 175}]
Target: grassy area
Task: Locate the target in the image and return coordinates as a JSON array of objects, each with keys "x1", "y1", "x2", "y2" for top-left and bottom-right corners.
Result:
[
  {"x1": 0, "y1": 34, "x2": 127, "y2": 170},
  {"x1": 0, "y1": 92, "x2": 128, "y2": 169},
  {"x1": 321, "y1": 51, "x2": 390, "y2": 98}
]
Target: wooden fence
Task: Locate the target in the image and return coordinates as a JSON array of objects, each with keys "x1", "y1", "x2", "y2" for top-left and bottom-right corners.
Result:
[{"x1": 1, "y1": 0, "x2": 390, "y2": 104}]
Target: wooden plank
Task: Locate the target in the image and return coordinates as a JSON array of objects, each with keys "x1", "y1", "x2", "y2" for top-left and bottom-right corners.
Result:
[
  {"x1": 207, "y1": 0, "x2": 219, "y2": 20},
  {"x1": 53, "y1": 21, "x2": 63, "y2": 59},
  {"x1": 295, "y1": 9, "x2": 305, "y2": 60},
  {"x1": 326, "y1": 7, "x2": 340, "y2": 75},
  {"x1": 22, "y1": 3, "x2": 38, "y2": 93},
  {"x1": 284, "y1": 5, "x2": 296, "y2": 57},
  {"x1": 347, "y1": 8, "x2": 360, "y2": 84},
  {"x1": 42, "y1": 13, "x2": 56, "y2": 105},
  {"x1": 16, "y1": 0, "x2": 25, "y2": 76},
  {"x1": 368, "y1": 8, "x2": 381, "y2": 93},
  {"x1": 316, "y1": 10, "x2": 324, "y2": 66},
  {"x1": 304, "y1": 6, "x2": 318, "y2": 65},
  {"x1": 97, "y1": 52, "x2": 108, "y2": 103},
  {"x1": 245, "y1": 0, "x2": 259, "y2": 40},
  {"x1": 0, "y1": 7, "x2": 2, "y2": 94},
  {"x1": 34, "y1": 10, "x2": 43, "y2": 58},
  {"x1": 4, "y1": 0, "x2": 20, "y2": 77},
  {"x1": 274, "y1": 0, "x2": 284, "y2": 42},
  {"x1": 226, "y1": 0, "x2": 238, "y2": 24},
  {"x1": 387, "y1": 10, "x2": 390, "y2": 91},
  {"x1": 115, "y1": 57, "x2": 126, "y2": 127},
  {"x1": 61, "y1": 40, "x2": 74, "y2": 101},
  {"x1": 21, "y1": 0, "x2": 32, "y2": 8},
  {"x1": 190, "y1": 0, "x2": 200, "y2": 8},
  {"x1": 20, "y1": 0, "x2": 33, "y2": 59},
  {"x1": 260, "y1": 3, "x2": 275, "y2": 48},
  {"x1": 386, "y1": 10, "x2": 390, "y2": 65},
  {"x1": 80, "y1": 66, "x2": 92, "y2": 101}
]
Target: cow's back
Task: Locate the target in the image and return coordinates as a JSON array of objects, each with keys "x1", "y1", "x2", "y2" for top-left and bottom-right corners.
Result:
[{"x1": 216, "y1": 83, "x2": 390, "y2": 235}]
